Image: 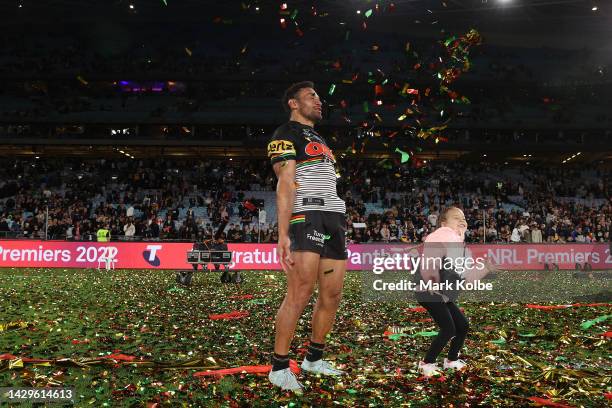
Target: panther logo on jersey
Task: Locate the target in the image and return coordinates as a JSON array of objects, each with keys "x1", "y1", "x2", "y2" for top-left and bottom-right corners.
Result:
[{"x1": 305, "y1": 141, "x2": 335, "y2": 162}]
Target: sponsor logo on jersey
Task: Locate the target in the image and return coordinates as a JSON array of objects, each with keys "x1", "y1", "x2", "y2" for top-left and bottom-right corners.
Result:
[{"x1": 267, "y1": 140, "x2": 296, "y2": 158}]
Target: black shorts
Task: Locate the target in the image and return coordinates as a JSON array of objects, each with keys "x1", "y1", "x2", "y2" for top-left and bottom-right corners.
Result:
[{"x1": 289, "y1": 211, "x2": 347, "y2": 260}]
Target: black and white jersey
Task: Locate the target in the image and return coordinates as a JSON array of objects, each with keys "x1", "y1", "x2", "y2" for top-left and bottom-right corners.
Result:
[{"x1": 267, "y1": 121, "x2": 346, "y2": 214}]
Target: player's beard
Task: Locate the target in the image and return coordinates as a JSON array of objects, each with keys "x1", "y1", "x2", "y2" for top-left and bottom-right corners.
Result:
[{"x1": 305, "y1": 108, "x2": 322, "y2": 123}]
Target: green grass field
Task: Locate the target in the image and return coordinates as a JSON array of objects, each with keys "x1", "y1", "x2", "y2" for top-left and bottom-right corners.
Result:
[{"x1": 0, "y1": 268, "x2": 610, "y2": 407}]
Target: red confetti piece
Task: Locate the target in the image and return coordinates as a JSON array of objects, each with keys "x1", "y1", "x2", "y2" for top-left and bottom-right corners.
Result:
[
  {"x1": 526, "y1": 304, "x2": 571, "y2": 310},
  {"x1": 0, "y1": 354, "x2": 51, "y2": 363},
  {"x1": 527, "y1": 397, "x2": 574, "y2": 408},
  {"x1": 209, "y1": 311, "x2": 250, "y2": 320},
  {"x1": 525, "y1": 303, "x2": 611, "y2": 310},
  {"x1": 604, "y1": 392, "x2": 612, "y2": 400},
  {"x1": 601, "y1": 331, "x2": 612, "y2": 338},
  {"x1": 194, "y1": 359, "x2": 300, "y2": 377},
  {"x1": 406, "y1": 307, "x2": 427, "y2": 313},
  {"x1": 229, "y1": 294, "x2": 254, "y2": 300},
  {"x1": 374, "y1": 84, "x2": 384, "y2": 96},
  {"x1": 102, "y1": 353, "x2": 137, "y2": 362},
  {"x1": 416, "y1": 375, "x2": 446, "y2": 382}
]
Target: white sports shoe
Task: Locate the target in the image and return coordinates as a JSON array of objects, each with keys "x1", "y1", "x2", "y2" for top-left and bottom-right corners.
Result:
[
  {"x1": 418, "y1": 361, "x2": 442, "y2": 377},
  {"x1": 268, "y1": 368, "x2": 304, "y2": 392},
  {"x1": 301, "y1": 359, "x2": 345, "y2": 376},
  {"x1": 443, "y1": 358, "x2": 467, "y2": 370}
]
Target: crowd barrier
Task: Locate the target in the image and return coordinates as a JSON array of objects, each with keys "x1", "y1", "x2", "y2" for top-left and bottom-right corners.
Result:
[{"x1": 0, "y1": 240, "x2": 610, "y2": 270}]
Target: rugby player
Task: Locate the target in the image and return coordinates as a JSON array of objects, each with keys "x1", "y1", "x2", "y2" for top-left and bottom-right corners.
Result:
[{"x1": 267, "y1": 81, "x2": 347, "y2": 391}]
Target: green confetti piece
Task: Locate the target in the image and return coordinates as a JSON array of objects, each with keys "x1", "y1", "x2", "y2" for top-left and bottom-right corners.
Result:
[
  {"x1": 388, "y1": 333, "x2": 408, "y2": 341},
  {"x1": 345, "y1": 30, "x2": 350, "y2": 41},
  {"x1": 290, "y1": 9, "x2": 298, "y2": 20},
  {"x1": 412, "y1": 331, "x2": 439, "y2": 337},
  {"x1": 364, "y1": 9, "x2": 373, "y2": 18},
  {"x1": 394, "y1": 148, "x2": 410, "y2": 163},
  {"x1": 329, "y1": 84, "x2": 336, "y2": 95},
  {"x1": 167, "y1": 287, "x2": 186, "y2": 293},
  {"x1": 491, "y1": 337, "x2": 507, "y2": 345},
  {"x1": 347, "y1": 389, "x2": 358, "y2": 395},
  {"x1": 580, "y1": 314, "x2": 611, "y2": 330},
  {"x1": 518, "y1": 332, "x2": 537, "y2": 337},
  {"x1": 444, "y1": 36, "x2": 457, "y2": 47},
  {"x1": 362, "y1": 101, "x2": 369, "y2": 113}
]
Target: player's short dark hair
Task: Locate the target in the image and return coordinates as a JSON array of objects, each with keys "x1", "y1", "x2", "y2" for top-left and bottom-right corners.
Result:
[{"x1": 282, "y1": 81, "x2": 315, "y2": 113}]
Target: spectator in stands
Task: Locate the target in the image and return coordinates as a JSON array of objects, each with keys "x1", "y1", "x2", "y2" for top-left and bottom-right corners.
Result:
[
  {"x1": 531, "y1": 224, "x2": 543, "y2": 243},
  {"x1": 124, "y1": 218, "x2": 136, "y2": 238},
  {"x1": 511, "y1": 224, "x2": 522, "y2": 243},
  {"x1": 380, "y1": 223, "x2": 390, "y2": 242}
]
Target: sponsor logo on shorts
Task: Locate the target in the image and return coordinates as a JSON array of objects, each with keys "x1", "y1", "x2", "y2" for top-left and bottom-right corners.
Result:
[{"x1": 307, "y1": 230, "x2": 330, "y2": 246}]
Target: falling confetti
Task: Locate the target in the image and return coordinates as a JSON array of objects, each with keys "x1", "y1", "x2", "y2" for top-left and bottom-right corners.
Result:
[{"x1": 394, "y1": 148, "x2": 410, "y2": 163}]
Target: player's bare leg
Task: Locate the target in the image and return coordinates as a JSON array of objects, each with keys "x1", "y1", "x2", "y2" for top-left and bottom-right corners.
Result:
[
  {"x1": 269, "y1": 251, "x2": 319, "y2": 391},
  {"x1": 301, "y1": 258, "x2": 347, "y2": 376},
  {"x1": 273, "y1": 251, "x2": 320, "y2": 354}
]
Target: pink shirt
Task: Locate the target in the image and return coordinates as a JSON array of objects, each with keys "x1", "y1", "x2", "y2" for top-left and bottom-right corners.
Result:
[{"x1": 424, "y1": 226, "x2": 464, "y2": 243}]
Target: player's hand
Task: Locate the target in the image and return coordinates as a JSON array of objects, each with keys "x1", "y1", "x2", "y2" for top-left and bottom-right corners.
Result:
[{"x1": 277, "y1": 235, "x2": 294, "y2": 272}]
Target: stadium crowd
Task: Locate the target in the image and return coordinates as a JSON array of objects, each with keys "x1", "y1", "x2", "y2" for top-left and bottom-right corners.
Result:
[{"x1": 0, "y1": 158, "x2": 610, "y2": 244}]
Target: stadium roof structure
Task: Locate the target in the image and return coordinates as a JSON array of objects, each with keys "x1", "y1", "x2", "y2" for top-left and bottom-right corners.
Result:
[{"x1": 2, "y1": 0, "x2": 610, "y2": 49}]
